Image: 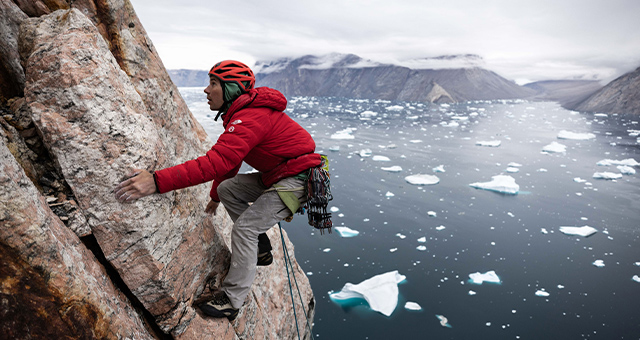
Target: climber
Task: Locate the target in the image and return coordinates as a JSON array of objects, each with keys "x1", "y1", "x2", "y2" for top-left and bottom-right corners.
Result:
[{"x1": 113, "y1": 60, "x2": 322, "y2": 321}]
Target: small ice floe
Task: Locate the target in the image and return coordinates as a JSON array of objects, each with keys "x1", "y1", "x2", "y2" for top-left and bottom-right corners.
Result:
[
  {"x1": 334, "y1": 226, "x2": 359, "y2": 238},
  {"x1": 557, "y1": 130, "x2": 596, "y2": 140},
  {"x1": 331, "y1": 128, "x2": 356, "y2": 140},
  {"x1": 427, "y1": 211, "x2": 437, "y2": 217},
  {"x1": 381, "y1": 165, "x2": 403, "y2": 172},
  {"x1": 330, "y1": 206, "x2": 340, "y2": 212},
  {"x1": 435, "y1": 225, "x2": 446, "y2": 231},
  {"x1": 535, "y1": 290, "x2": 550, "y2": 297},
  {"x1": 538, "y1": 168, "x2": 548, "y2": 172},
  {"x1": 469, "y1": 175, "x2": 519, "y2": 194},
  {"x1": 506, "y1": 167, "x2": 520, "y2": 173},
  {"x1": 330, "y1": 270, "x2": 407, "y2": 317},
  {"x1": 618, "y1": 165, "x2": 636, "y2": 175},
  {"x1": 385, "y1": 105, "x2": 404, "y2": 111},
  {"x1": 329, "y1": 145, "x2": 340, "y2": 152},
  {"x1": 594, "y1": 113, "x2": 608, "y2": 117},
  {"x1": 323, "y1": 248, "x2": 331, "y2": 252},
  {"x1": 416, "y1": 245, "x2": 427, "y2": 251},
  {"x1": 596, "y1": 158, "x2": 639, "y2": 167},
  {"x1": 593, "y1": 172, "x2": 622, "y2": 180},
  {"x1": 396, "y1": 233, "x2": 406, "y2": 239},
  {"x1": 358, "y1": 149, "x2": 373, "y2": 157},
  {"x1": 435, "y1": 314, "x2": 452, "y2": 328},
  {"x1": 633, "y1": 275, "x2": 640, "y2": 283},
  {"x1": 441, "y1": 121, "x2": 460, "y2": 128},
  {"x1": 390, "y1": 248, "x2": 398, "y2": 253},
  {"x1": 385, "y1": 191, "x2": 395, "y2": 197},
  {"x1": 404, "y1": 302, "x2": 422, "y2": 311},
  {"x1": 542, "y1": 141, "x2": 566, "y2": 153},
  {"x1": 409, "y1": 139, "x2": 423, "y2": 143},
  {"x1": 373, "y1": 155, "x2": 391, "y2": 161},
  {"x1": 387, "y1": 144, "x2": 397, "y2": 149},
  {"x1": 541, "y1": 228, "x2": 549, "y2": 234},
  {"x1": 468, "y1": 271, "x2": 501, "y2": 285},
  {"x1": 468, "y1": 290, "x2": 477, "y2": 296},
  {"x1": 508, "y1": 162, "x2": 522, "y2": 167},
  {"x1": 634, "y1": 262, "x2": 640, "y2": 267},
  {"x1": 476, "y1": 140, "x2": 501, "y2": 147},
  {"x1": 557, "y1": 285, "x2": 565, "y2": 289},
  {"x1": 574, "y1": 177, "x2": 587, "y2": 183},
  {"x1": 433, "y1": 165, "x2": 445, "y2": 173},
  {"x1": 360, "y1": 110, "x2": 378, "y2": 118},
  {"x1": 405, "y1": 174, "x2": 440, "y2": 186},
  {"x1": 559, "y1": 226, "x2": 597, "y2": 237},
  {"x1": 592, "y1": 260, "x2": 605, "y2": 268},
  {"x1": 417, "y1": 237, "x2": 427, "y2": 243}
]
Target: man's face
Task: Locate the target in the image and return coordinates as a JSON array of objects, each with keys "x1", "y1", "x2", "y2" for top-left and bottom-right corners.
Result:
[{"x1": 204, "y1": 76, "x2": 224, "y2": 111}]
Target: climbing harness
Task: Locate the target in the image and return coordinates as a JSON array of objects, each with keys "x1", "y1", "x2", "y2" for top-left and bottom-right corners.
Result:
[
  {"x1": 279, "y1": 222, "x2": 315, "y2": 340},
  {"x1": 304, "y1": 155, "x2": 333, "y2": 234}
]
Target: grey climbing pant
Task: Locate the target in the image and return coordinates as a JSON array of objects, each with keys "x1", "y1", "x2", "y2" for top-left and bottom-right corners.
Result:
[{"x1": 217, "y1": 172, "x2": 306, "y2": 309}]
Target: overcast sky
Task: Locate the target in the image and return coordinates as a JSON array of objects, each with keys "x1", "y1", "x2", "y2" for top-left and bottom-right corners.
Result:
[{"x1": 129, "y1": 0, "x2": 640, "y2": 84}]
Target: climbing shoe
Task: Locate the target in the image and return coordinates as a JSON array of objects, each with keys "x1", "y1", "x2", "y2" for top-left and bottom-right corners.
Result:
[
  {"x1": 198, "y1": 291, "x2": 239, "y2": 321},
  {"x1": 257, "y1": 251, "x2": 273, "y2": 266}
]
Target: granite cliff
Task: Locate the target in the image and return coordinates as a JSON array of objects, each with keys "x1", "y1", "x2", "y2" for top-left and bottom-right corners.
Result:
[
  {"x1": 565, "y1": 66, "x2": 640, "y2": 115},
  {"x1": 0, "y1": 1, "x2": 313, "y2": 339}
]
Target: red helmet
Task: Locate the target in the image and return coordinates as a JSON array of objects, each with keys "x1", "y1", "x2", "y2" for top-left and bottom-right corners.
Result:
[{"x1": 209, "y1": 60, "x2": 255, "y2": 92}]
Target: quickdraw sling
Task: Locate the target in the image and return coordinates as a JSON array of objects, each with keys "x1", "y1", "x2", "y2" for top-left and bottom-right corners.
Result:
[{"x1": 304, "y1": 155, "x2": 333, "y2": 234}]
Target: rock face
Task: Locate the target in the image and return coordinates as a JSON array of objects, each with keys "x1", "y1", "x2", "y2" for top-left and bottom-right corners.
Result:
[
  {"x1": 254, "y1": 54, "x2": 535, "y2": 102},
  {"x1": 566, "y1": 66, "x2": 640, "y2": 115},
  {"x1": 0, "y1": 1, "x2": 314, "y2": 339}
]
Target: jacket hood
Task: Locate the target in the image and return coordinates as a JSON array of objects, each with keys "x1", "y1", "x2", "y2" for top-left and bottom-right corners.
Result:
[{"x1": 223, "y1": 87, "x2": 287, "y2": 126}]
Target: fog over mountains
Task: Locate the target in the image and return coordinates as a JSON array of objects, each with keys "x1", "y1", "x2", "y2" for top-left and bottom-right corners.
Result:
[{"x1": 168, "y1": 53, "x2": 639, "y2": 114}]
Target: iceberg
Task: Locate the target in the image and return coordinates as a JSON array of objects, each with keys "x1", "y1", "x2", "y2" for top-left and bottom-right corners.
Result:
[
  {"x1": 618, "y1": 165, "x2": 636, "y2": 175},
  {"x1": 405, "y1": 174, "x2": 440, "y2": 185},
  {"x1": 433, "y1": 165, "x2": 445, "y2": 173},
  {"x1": 468, "y1": 270, "x2": 501, "y2": 284},
  {"x1": 559, "y1": 226, "x2": 597, "y2": 237},
  {"x1": 542, "y1": 141, "x2": 566, "y2": 153},
  {"x1": 373, "y1": 155, "x2": 391, "y2": 161},
  {"x1": 381, "y1": 165, "x2": 402, "y2": 172},
  {"x1": 535, "y1": 290, "x2": 550, "y2": 297},
  {"x1": 597, "y1": 158, "x2": 639, "y2": 167},
  {"x1": 416, "y1": 245, "x2": 427, "y2": 251},
  {"x1": 435, "y1": 314, "x2": 452, "y2": 328},
  {"x1": 404, "y1": 302, "x2": 422, "y2": 311},
  {"x1": 330, "y1": 270, "x2": 407, "y2": 317},
  {"x1": 469, "y1": 175, "x2": 519, "y2": 194},
  {"x1": 508, "y1": 162, "x2": 522, "y2": 167},
  {"x1": 329, "y1": 145, "x2": 340, "y2": 152},
  {"x1": 435, "y1": 225, "x2": 446, "y2": 231},
  {"x1": 476, "y1": 140, "x2": 501, "y2": 147},
  {"x1": 427, "y1": 211, "x2": 437, "y2": 217},
  {"x1": 417, "y1": 237, "x2": 426, "y2": 243},
  {"x1": 593, "y1": 260, "x2": 605, "y2": 267},
  {"x1": 358, "y1": 149, "x2": 373, "y2": 157},
  {"x1": 385, "y1": 105, "x2": 404, "y2": 111},
  {"x1": 334, "y1": 226, "x2": 359, "y2": 238},
  {"x1": 557, "y1": 130, "x2": 596, "y2": 140},
  {"x1": 331, "y1": 128, "x2": 356, "y2": 140},
  {"x1": 593, "y1": 172, "x2": 622, "y2": 180},
  {"x1": 506, "y1": 167, "x2": 519, "y2": 173},
  {"x1": 385, "y1": 191, "x2": 395, "y2": 197},
  {"x1": 633, "y1": 275, "x2": 640, "y2": 283}
]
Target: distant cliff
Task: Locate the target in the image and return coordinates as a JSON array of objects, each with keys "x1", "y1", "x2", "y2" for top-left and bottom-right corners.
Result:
[
  {"x1": 565, "y1": 66, "x2": 640, "y2": 114},
  {"x1": 168, "y1": 69, "x2": 209, "y2": 87},
  {"x1": 523, "y1": 80, "x2": 602, "y2": 108},
  {"x1": 253, "y1": 54, "x2": 535, "y2": 103},
  {"x1": 0, "y1": 1, "x2": 313, "y2": 339}
]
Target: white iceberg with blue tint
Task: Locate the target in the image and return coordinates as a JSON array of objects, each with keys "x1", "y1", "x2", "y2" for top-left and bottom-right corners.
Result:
[
  {"x1": 618, "y1": 165, "x2": 636, "y2": 175},
  {"x1": 331, "y1": 128, "x2": 356, "y2": 140},
  {"x1": 404, "y1": 302, "x2": 422, "y2": 311},
  {"x1": 373, "y1": 155, "x2": 391, "y2": 161},
  {"x1": 330, "y1": 270, "x2": 407, "y2": 317},
  {"x1": 593, "y1": 172, "x2": 622, "y2": 180},
  {"x1": 596, "y1": 158, "x2": 639, "y2": 167},
  {"x1": 557, "y1": 130, "x2": 596, "y2": 140},
  {"x1": 468, "y1": 270, "x2": 501, "y2": 284},
  {"x1": 381, "y1": 165, "x2": 402, "y2": 172},
  {"x1": 435, "y1": 314, "x2": 452, "y2": 328},
  {"x1": 559, "y1": 226, "x2": 597, "y2": 237},
  {"x1": 535, "y1": 290, "x2": 550, "y2": 297},
  {"x1": 633, "y1": 275, "x2": 640, "y2": 283},
  {"x1": 593, "y1": 260, "x2": 605, "y2": 267},
  {"x1": 334, "y1": 226, "x2": 359, "y2": 238},
  {"x1": 542, "y1": 141, "x2": 567, "y2": 153},
  {"x1": 405, "y1": 174, "x2": 440, "y2": 185},
  {"x1": 433, "y1": 165, "x2": 445, "y2": 173},
  {"x1": 476, "y1": 140, "x2": 501, "y2": 147},
  {"x1": 329, "y1": 145, "x2": 340, "y2": 152},
  {"x1": 358, "y1": 149, "x2": 372, "y2": 157},
  {"x1": 469, "y1": 175, "x2": 519, "y2": 194}
]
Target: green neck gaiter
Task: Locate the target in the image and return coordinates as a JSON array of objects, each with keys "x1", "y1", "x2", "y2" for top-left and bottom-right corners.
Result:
[{"x1": 221, "y1": 82, "x2": 243, "y2": 113}]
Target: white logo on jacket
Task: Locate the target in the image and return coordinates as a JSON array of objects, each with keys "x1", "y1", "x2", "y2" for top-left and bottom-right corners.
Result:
[
  {"x1": 228, "y1": 126, "x2": 235, "y2": 132},
  {"x1": 231, "y1": 120, "x2": 242, "y2": 125}
]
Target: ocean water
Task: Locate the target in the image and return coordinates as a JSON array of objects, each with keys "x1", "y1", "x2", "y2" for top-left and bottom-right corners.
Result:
[{"x1": 179, "y1": 87, "x2": 640, "y2": 339}]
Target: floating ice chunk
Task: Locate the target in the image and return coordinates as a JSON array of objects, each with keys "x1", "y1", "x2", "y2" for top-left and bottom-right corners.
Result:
[
  {"x1": 330, "y1": 207, "x2": 340, "y2": 213},
  {"x1": 594, "y1": 113, "x2": 608, "y2": 117},
  {"x1": 385, "y1": 105, "x2": 404, "y2": 111},
  {"x1": 387, "y1": 144, "x2": 397, "y2": 149},
  {"x1": 404, "y1": 302, "x2": 422, "y2": 311},
  {"x1": 435, "y1": 315, "x2": 452, "y2": 328},
  {"x1": 409, "y1": 139, "x2": 423, "y2": 143},
  {"x1": 468, "y1": 290, "x2": 477, "y2": 296},
  {"x1": 593, "y1": 172, "x2": 622, "y2": 180},
  {"x1": 360, "y1": 110, "x2": 378, "y2": 118},
  {"x1": 633, "y1": 275, "x2": 640, "y2": 283},
  {"x1": 433, "y1": 165, "x2": 445, "y2": 173},
  {"x1": 417, "y1": 237, "x2": 427, "y2": 243},
  {"x1": 334, "y1": 226, "x2": 359, "y2": 238},
  {"x1": 405, "y1": 174, "x2": 440, "y2": 185},
  {"x1": 535, "y1": 290, "x2": 550, "y2": 297},
  {"x1": 331, "y1": 128, "x2": 356, "y2": 140},
  {"x1": 427, "y1": 211, "x2": 437, "y2": 217},
  {"x1": 390, "y1": 248, "x2": 398, "y2": 253},
  {"x1": 593, "y1": 260, "x2": 605, "y2": 267},
  {"x1": 396, "y1": 233, "x2": 406, "y2": 239},
  {"x1": 436, "y1": 225, "x2": 446, "y2": 231},
  {"x1": 323, "y1": 248, "x2": 331, "y2": 252},
  {"x1": 557, "y1": 130, "x2": 596, "y2": 140},
  {"x1": 330, "y1": 270, "x2": 406, "y2": 317},
  {"x1": 381, "y1": 165, "x2": 402, "y2": 172},
  {"x1": 618, "y1": 165, "x2": 636, "y2": 175},
  {"x1": 469, "y1": 175, "x2": 519, "y2": 194},
  {"x1": 385, "y1": 191, "x2": 395, "y2": 197},
  {"x1": 542, "y1": 141, "x2": 566, "y2": 153},
  {"x1": 358, "y1": 149, "x2": 372, "y2": 157},
  {"x1": 416, "y1": 245, "x2": 427, "y2": 251},
  {"x1": 476, "y1": 140, "x2": 501, "y2": 147},
  {"x1": 541, "y1": 228, "x2": 549, "y2": 234},
  {"x1": 596, "y1": 158, "x2": 639, "y2": 167},
  {"x1": 468, "y1": 271, "x2": 501, "y2": 284},
  {"x1": 557, "y1": 285, "x2": 565, "y2": 289},
  {"x1": 329, "y1": 145, "x2": 340, "y2": 152},
  {"x1": 635, "y1": 262, "x2": 640, "y2": 267},
  {"x1": 574, "y1": 177, "x2": 587, "y2": 183},
  {"x1": 508, "y1": 162, "x2": 522, "y2": 167},
  {"x1": 373, "y1": 155, "x2": 391, "y2": 161},
  {"x1": 538, "y1": 168, "x2": 548, "y2": 172},
  {"x1": 559, "y1": 226, "x2": 597, "y2": 237},
  {"x1": 442, "y1": 121, "x2": 459, "y2": 128},
  {"x1": 506, "y1": 167, "x2": 520, "y2": 173}
]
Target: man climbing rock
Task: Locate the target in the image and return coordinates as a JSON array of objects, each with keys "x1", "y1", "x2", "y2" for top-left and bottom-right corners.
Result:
[{"x1": 113, "y1": 60, "x2": 322, "y2": 321}]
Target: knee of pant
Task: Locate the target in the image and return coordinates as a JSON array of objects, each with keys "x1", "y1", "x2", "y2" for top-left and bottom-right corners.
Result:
[{"x1": 217, "y1": 178, "x2": 235, "y2": 203}]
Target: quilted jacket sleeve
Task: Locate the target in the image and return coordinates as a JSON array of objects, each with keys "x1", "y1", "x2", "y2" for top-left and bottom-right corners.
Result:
[{"x1": 154, "y1": 109, "x2": 271, "y2": 197}]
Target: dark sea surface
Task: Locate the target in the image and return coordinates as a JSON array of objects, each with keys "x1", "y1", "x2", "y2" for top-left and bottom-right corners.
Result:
[{"x1": 179, "y1": 88, "x2": 640, "y2": 340}]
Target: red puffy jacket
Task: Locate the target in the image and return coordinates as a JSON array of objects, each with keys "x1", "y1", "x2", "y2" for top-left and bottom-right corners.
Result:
[{"x1": 154, "y1": 87, "x2": 321, "y2": 201}]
